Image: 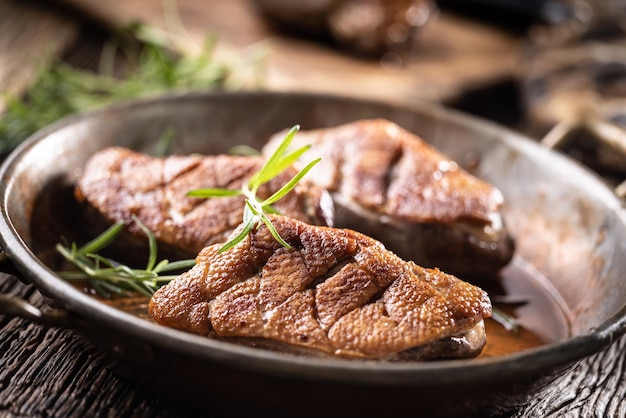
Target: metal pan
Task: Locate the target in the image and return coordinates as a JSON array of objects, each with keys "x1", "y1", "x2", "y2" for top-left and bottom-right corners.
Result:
[{"x1": 1, "y1": 91, "x2": 626, "y2": 417}]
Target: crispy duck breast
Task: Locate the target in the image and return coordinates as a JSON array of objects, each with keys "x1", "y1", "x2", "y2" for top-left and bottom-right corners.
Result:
[
  {"x1": 74, "y1": 147, "x2": 333, "y2": 255},
  {"x1": 149, "y1": 215, "x2": 492, "y2": 360},
  {"x1": 263, "y1": 119, "x2": 515, "y2": 279}
]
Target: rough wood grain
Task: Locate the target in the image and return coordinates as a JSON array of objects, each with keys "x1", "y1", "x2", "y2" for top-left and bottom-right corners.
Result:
[
  {"x1": 52, "y1": 0, "x2": 522, "y2": 105},
  {"x1": 511, "y1": 336, "x2": 626, "y2": 418},
  {"x1": 0, "y1": 0, "x2": 78, "y2": 111},
  {"x1": 0, "y1": 274, "x2": 202, "y2": 418},
  {"x1": 1, "y1": 271, "x2": 626, "y2": 418}
]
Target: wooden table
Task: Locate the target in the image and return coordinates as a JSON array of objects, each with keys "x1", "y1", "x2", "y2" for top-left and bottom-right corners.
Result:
[
  {"x1": 1, "y1": 0, "x2": 524, "y2": 108},
  {"x1": 1, "y1": 0, "x2": 625, "y2": 416}
]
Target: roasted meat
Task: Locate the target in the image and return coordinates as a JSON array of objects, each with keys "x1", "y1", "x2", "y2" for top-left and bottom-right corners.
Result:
[
  {"x1": 262, "y1": 119, "x2": 515, "y2": 279},
  {"x1": 250, "y1": 0, "x2": 437, "y2": 58},
  {"x1": 149, "y1": 215, "x2": 492, "y2": 360},
  {"x1": 75, "y1": 147, "x2": 333, "y2": 256}
]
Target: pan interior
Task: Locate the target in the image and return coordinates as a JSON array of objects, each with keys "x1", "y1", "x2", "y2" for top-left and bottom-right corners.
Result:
[{"x1": 4, "y1": 92, "x2": 626, "y2": 361}]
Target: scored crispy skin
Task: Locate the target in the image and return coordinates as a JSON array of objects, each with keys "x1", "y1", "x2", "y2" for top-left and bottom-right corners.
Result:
[
  {"x1": 149, "y1": 215, "x2": 492, "y2": 359},
  {"x1": 75, "y1": 147, "x2": 333, "y2": 255},
  {"x1": 265, "y1": 118, "x2": 500, "y2": 223},
  {"x1": 262, "y1": 118, "x2": 515, "y2": 278}
]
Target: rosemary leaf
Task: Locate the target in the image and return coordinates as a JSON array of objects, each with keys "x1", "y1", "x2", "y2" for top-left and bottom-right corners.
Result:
[
  {"x1": 492, "y1": 306, "x2": 520, "y2": 332},
  {"x1": 154, "y1": 127, "x2": 176, "y2": 157},
  {"x1": 56, "y1": 217, "x2": 194, "y2": 297},
  {"x1": 74, "y1": 221, "x2": 125, "y2": 256},
  {"x1": 186, "y1": 188, "x2": 242, "y2": 198},
  {"x1": 155, "y1": 259, "x2": 196, "y2": 273},
  {"x1": 189, "y1": 125, "x2": 320, "y2": 253},
  {"x1": 132, "y1": 214, "x2": 157, "y2": 271},
  {"x1": 217, "y1": 216, "x2": 256, "y2": 253},
  {"x1": 242, "y1": 200, "x2": 257, "y2": 225},
  {"x1": 260, "y1": 157, "x2": 321, "y2": 206},
  {"x1": 260, "y1": 213, "x2": 291, "y2": 249},
  {"x1": 248, "y1": 125, "x2": 300, "y2": 187},
  {"x1": 228, "y1": 145, "x2": 261, "y2": 156}
]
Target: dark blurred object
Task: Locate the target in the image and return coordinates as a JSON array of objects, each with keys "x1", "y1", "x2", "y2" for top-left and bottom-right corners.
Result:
[
  {"x1": 249, "y1": 0, "x2": 437, "y2": 58},
  {"x1": 542, "y1": 100, "x2": 626, "y2": 184},
  {"x1": 519, "y1": 0, "x2": 626, "y2": 136},
  {"x1": 437, "y1": 0, "x2": 575, "y2": 33},
  {"x1": 446, "y1": 78, "x2": 524, "y2": 128},
  {"x1": 516, "y1": 0, "x2": 626, "y2": 185},
  {"x1": 578, "y1": 0, "x2": 626, "y2": 40},
  {"x1": 528, "y1": 42, "x2": 626, "y2": 183},
  {"x1": 520, "y1": 42, "x2": 626, "y2": 137}
]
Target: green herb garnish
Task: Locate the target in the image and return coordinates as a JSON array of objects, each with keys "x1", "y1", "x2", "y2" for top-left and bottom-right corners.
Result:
[
  {"x1": 0, "y1": 23, "x2": 266, "y2": 157},
  {"x1": 187, "y1": 125, "x2": 320, "y2": 253},
  {"x1": 53, "y1": 124, "x2": 315, "y2": 296},
  {"x1": 56, "y1": 216, "x2": 195, "y2": 298},
  {"x1": 492, "y1": 306, "x2": 521, "y2": 332}
]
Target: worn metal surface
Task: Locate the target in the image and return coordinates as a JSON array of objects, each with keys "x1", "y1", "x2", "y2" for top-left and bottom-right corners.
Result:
[{"x1": 1, "y1": 92, "x2": 626, "y2": 417}]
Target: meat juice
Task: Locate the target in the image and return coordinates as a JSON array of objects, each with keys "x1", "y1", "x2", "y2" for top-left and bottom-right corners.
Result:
[
  {"x1": 95, "y1": 253, "x2": 571, "y2": 360},
  {"x1": 32, "y1": 181, "x2": 570, "y2": 360},
  {"x1": 479, "y1": 256, "x2": 572, "y2": 357}
]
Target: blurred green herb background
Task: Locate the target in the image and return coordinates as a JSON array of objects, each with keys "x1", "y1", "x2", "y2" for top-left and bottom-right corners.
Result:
[{"x1": 0, "y1": 22, "x2": 266, "y2": 159}]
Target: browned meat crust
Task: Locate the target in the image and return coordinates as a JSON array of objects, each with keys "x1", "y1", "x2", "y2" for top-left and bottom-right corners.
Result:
[
  {"x1": 251, "y1": 0, "x2": 436, "y2": 58},
  {"x1": 149, "y1": 215, "x2": 492, "y2": 359},
  {"x1": 75, "y1": 147, "x2": 333, "y2": 255},
  {"x1": 263, "y1": 118, "x2": 515, "y2": 278}
]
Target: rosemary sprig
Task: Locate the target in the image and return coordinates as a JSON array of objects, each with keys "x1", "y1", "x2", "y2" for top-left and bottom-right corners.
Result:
[
  {"x1": 187, "y1": 125, "x2": 321, "y2": 253},
  {"x1": 56, "y1": 216, "x2": 195, "y2": 298},
  {"x1": 491, "y1": 306, "x2": 521, "y2": 332},
  {"x1": 0, "y1": 23, "x2": 266, "y2": 158}
]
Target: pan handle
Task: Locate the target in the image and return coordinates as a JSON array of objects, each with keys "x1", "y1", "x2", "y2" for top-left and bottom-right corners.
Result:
[
  {"x1": 541, "y1": 110, "x2": 626, "y2": 198},
  {"x1": 0, "y1": 294, "x2": 70, "y2": 328},
  {"x1": 0, "y1": 247, "x2": 31, "y2": 284},
  {"x1": 1, "y1": 247, "x2": 70, "y2": 327}
]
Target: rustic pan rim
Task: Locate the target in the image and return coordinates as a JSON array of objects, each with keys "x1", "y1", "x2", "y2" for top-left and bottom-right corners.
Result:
[{"x1": 1, "y1": 90, "x2": 625, "y2": 387}]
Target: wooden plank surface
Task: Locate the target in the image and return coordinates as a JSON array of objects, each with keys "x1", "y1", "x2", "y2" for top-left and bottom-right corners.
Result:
[
  {"x1": 52, "y1": 0, "x2": 523, "y2": 105},
  {"x1": 0, "y1": 274, "x2": 201, "y2": 418},
  {"x1": 2, "y1": 270, "x2": 626, "y2": 417},
  {"x1": 0, "y1": 0, "x2": 78, "y2": 111}
]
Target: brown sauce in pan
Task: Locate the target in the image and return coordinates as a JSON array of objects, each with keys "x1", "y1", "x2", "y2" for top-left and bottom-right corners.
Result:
[
  {"x1": 479, "y1": 256, "x2": 571, "y2": 357},
  {"x1": 31, "y1": 182, "x2": 572, "y2": 359},
  {"x1": 88, "y1": 254, "x2": 572, "y2": 359}
]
